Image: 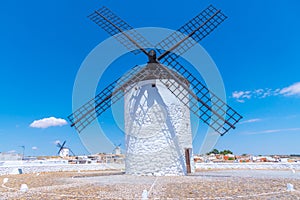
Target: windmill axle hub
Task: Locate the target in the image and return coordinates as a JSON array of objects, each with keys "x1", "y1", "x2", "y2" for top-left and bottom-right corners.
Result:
[{"x1": 147, "y1": 49, "x2": 157, "y2": 63}]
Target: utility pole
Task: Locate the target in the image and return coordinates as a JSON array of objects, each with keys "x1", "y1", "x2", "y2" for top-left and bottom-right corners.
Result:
[{"x1": 19, "y1": 145, "x2": 25, "y2": 160}]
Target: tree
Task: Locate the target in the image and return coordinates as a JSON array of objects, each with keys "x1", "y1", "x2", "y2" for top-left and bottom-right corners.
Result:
[
  {"x1": 207, "y1": 149, "x2": 219, "y2": 155},
  {"x1": 220, "y1": 150, "x2": 233, "y2": 155}
]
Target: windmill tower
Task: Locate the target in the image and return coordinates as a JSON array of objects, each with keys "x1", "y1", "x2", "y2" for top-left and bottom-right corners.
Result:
[
  {"x1": 56, "y1": 141, "x2": 75, "y2": 158},
  {"x1": 68, "y1": 5, "x2": 242, "y2": 175},
  {"x1": 123, "y1": 64, "x2": 194, "y2": 175},
  {"x1": 113, "y1": 144, "x2": 122, "y2": 155}
]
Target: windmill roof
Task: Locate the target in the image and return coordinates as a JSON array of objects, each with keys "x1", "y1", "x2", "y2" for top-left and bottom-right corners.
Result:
[{"x1": 120, "y1": 63, "x2": 189, "y2": 90}]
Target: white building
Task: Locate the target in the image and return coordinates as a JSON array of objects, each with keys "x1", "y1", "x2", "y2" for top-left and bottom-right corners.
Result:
[{"x1": 0, "y1": 152, "x2": 22, "y2": 161}]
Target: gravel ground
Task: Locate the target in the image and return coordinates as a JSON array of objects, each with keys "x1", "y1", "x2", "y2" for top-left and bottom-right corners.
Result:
[{"x1": 1, "y1": 169, "x2": 300, "y2": 199}]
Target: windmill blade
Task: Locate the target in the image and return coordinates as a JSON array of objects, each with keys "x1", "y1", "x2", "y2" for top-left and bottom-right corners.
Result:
[
  {"x1": 152, "y1": 62, "x2": 242, "y2": 135},
  {"x1": 159, "y1": 59, "x2": 242, "y2": 135},
  {"x1": 68, "y1": 79, "x2": 119, "y2": 133},
  {"x1": 61, "y1": 141, "x2": 66, "y2": 148},
  {"x1": 68, "y1": 65, "x2": 155, "y2": 133},
  {"x1": 156, "y1": 5, "x2": 227, "y2": 61},
  {"x1": 56, "y1": 143, "x2": 61, "y2": 148},
  {"x1": 57, "y1": 140, "x2": 66, "y2": 155},
  {"x1": 68, "y1": 148, "x2": 76, "y2": 156},
  {"x1": 88, "y1": 6, "x2": 152, "y2": 56},
  {"x1": 152, "y1": 5, "x2": 240, "y2": 135}
]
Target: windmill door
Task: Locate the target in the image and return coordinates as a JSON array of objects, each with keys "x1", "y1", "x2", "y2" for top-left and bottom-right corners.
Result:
[{"x1": 185, "y1": 148, "x2": 192, "y2": 174}]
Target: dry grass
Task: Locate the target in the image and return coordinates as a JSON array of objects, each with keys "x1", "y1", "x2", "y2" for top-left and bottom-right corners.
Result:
[{"x1": 0, "y1": 170, "x2": 300, "y2": 199}]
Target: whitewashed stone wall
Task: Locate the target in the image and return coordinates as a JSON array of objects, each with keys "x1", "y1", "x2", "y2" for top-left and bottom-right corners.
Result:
[
  {"x1": 124, "y1": 79, "x2": 194, "y2": 176},
  {"x1": 195, "y1": 163, "x2": 300, "y2": 170},
  {"x1": 0, "y1": 163, "x2": 124, "y2": 175}
]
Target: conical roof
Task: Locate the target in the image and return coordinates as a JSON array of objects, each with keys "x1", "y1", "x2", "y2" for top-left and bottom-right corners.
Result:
[{"x1": 124, "y1": 63, "x2": 189, "y2": 86}]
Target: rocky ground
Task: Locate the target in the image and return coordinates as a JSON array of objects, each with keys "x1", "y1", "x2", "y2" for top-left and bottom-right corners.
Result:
[{"x1": 1, "y1": 169, "x2": 300, "y2": 199}]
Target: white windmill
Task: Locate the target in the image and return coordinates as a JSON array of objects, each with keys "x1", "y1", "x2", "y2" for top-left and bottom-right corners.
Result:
[
  {"x1": 113, "y1": 144, "x2": 122, "y2": 155},
  {"x1": 56, "y1": 141, "x2": 75, "y2": 158},
  {"x1": 69, "y1": 5, "x2": 242, "y2": 175}
]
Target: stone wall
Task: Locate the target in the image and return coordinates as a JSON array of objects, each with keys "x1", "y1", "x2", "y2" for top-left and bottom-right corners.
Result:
[
  {"x1": 195, "y1": 163, "x2": 300, "y2": 170},
  {"x1": 0, "y1": 163, "x2": 124, "y2": 175},
  {"x1": 124, "y1": 79, "x2": 194, "y2": 176}
]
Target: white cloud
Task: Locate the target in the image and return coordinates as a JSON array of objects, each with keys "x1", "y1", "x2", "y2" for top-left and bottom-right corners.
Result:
[
  {"x1": 273, "y1": 88, "x2": 281, "y2": 96},
  {"x1": 261, "y1": 89, "x2": 273, "y2": 98},
  {"x1": 232, "y1": 91, "x2": 245, "y2": 99},
  {"x1": 280, "y1": 82, "x2": 300, "y2": 96},
  {"x1": 32, "y1": 146, "x2": 38, "y2": 150},
  {"x1": 30, "y1": 117, "x2": 67, "y2": 129},
  {"x1": 242, "y1": 128, "x2": 300, "y2": 135},
  {"x1": 236, "y1": 99, "x2": 245, "y2": 103},
  {"x1": 240, "y1": 118, "x2": 262, "y2": 124},
  {"x1": 232, "y1": 82, "x2": 300, "y2": 103},
  {"x1": 254, "y1": 89, "x2": 264, "y2": 95},
  {"x1": 232, "y1": 91, "x2": 252, "y2": 103}
]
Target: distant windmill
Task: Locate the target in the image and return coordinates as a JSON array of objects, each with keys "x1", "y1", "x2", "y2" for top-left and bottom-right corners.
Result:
[
  {"x1": 56, "y1": 141, "x2": 75, "y2": 157},
  {"x1": 113, "y1": 143, "x2": 122, "y2": 155},
  {"x1": 68, "y1": 5, "x2": 242, "y2": 175}
]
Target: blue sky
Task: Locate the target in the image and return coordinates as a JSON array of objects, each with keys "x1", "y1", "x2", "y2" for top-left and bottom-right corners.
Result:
[{"x1": 0, "y1": 0, "x2": 299, "y2": 156}]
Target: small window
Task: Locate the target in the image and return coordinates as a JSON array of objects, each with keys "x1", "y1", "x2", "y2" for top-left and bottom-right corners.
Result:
[{"x1": 151, "y1": 84, "x2": 156, "y2": 87}]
